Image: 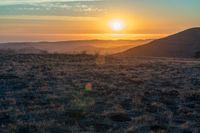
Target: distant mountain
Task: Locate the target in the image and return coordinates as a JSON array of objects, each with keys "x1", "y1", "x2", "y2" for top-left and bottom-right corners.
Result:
[
  {"x1": 117, "y1": 28, "x2": 200, "y2": 58},
  {"x1": 0, "y1": 40, "x2": 151, "y2": 55}
]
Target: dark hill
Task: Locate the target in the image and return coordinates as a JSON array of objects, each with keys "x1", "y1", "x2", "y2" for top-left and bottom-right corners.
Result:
[{"x1": 118, "y1": 27, "x2": 200, "y2": 58}]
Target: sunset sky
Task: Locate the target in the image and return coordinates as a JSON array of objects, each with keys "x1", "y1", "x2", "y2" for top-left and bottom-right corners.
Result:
[{"x1": 0, "y1": 0, "x2": 200, "y2": 42}]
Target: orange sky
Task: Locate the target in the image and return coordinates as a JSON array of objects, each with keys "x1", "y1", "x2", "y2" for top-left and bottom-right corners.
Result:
[{"x1": 0, "y1": 0, "x2": 200, "y2": 42}]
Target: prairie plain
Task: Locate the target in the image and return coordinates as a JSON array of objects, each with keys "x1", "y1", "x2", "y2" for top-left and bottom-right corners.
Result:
[{"x1": 0, "y1": 54, "x2": 200, "y2": 133}]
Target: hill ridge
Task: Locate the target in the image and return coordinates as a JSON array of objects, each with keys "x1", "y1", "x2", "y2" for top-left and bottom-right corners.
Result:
[{"x1": 117, "y1": 27, "x2": 200, "y2": 58}]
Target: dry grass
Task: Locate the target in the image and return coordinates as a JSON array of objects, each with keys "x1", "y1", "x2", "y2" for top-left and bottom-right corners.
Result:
[{"x1": 0, "y1": 54, "x2": 200, "y2": 133}]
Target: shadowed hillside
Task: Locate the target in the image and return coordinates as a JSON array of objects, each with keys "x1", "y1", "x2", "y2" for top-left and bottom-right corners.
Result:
[{"x1": 117, "y1": 28, "x2": 200, "y2": 58}]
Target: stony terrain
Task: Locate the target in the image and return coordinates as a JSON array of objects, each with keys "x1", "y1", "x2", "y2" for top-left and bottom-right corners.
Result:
[{"x1": 0, "y1": 54, "x2": 200, "y2": 133}]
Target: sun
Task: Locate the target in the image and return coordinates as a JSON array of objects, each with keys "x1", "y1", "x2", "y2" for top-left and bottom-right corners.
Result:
[{"x1": 109, "y1": 19, "x2": 125, "y2": 32}]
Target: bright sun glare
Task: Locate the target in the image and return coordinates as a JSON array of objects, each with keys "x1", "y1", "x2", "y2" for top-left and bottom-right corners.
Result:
[{"x1": 109, "y1": 19, "x2": 125, "y2": 32}]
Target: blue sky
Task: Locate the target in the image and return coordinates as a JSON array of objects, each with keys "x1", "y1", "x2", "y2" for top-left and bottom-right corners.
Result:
[{"x1": 0, "y1": 0, "x2": 199, "y2": 17}]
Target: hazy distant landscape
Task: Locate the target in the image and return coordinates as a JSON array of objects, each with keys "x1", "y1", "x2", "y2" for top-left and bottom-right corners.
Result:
[
  {"x1": 1, "y1": 28, "x2": 200, "y2": 58},
  {"x1": 0, "y1": 40, "x2": 151, "y2": 55}
]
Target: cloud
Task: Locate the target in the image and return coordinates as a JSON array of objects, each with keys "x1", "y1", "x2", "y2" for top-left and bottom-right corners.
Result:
[
  {"x1": 0, "y1": 0, "x2": 105, "y2": 16},
  {"x1": 0, "y1": 0, "x2": 102, "y2": 5},
  {"x1": 0, "y1": 15, "x2": 99, "y2": 21}
]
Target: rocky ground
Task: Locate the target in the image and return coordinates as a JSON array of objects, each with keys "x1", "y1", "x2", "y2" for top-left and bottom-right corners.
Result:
[{"x1": 0, "y1": 54, "x2": 200, "y2": 133}]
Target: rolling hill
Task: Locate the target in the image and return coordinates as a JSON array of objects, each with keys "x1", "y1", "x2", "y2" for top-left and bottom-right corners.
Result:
[{"x1": 117, "y1": 27, "x2": 200, "y2": 58}]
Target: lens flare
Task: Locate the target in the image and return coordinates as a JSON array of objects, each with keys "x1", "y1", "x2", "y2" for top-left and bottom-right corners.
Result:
[{"x1": 85, "y1": 82, "x2": 92, "y2": 91}]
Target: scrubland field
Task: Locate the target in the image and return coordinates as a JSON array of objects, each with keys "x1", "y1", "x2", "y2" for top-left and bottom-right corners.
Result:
[{"x1": 0, "y1": 54, "x2": 200, "y2": 133}]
